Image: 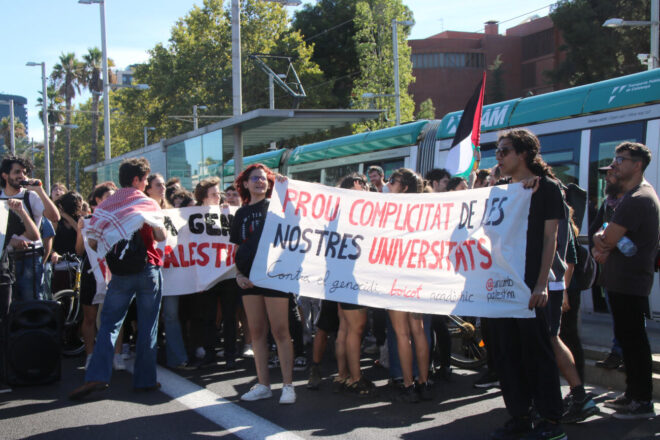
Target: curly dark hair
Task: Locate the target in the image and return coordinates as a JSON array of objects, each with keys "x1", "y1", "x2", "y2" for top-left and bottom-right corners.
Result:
[
  {"x1": 234, "y1": 163, "x2": 275, "y2": 204},
  {"x1": 497, "y1": 129, "x2": 556, "y2": 179},
  {"x1": 171, "y1": 189, "x2": 195, "y2": 207},
  {"x1": 55, "y1": 191, "x2": 83, "y2": 220},
  {"x1": 118, "y1": 158, "x2": 150, "y2": 188},
  {"x1": 88, "y1": 181, "x2": 117, "y2": 207},
  {"x1": 616, "y1": 141, "x2": 652, "y2": 171},
  {"x1": 339, "y1": 172, "x2": 367, "y2": 189},
  {"x1": 390, "y1": 168, "x2": 423, "y2": 194},
  {"x1": 0, "y1": 155, "x2": 33, "y2": 188}
]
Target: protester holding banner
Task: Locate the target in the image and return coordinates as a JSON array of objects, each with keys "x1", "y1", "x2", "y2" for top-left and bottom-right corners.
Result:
[
  {"x1": 386, "y1": 168, "x2": 433, "y2": 402},
  {"x1": 490, "y1": 129, "x2": 566, "y2": 440},
  {"x1": 70, "y1": 158, "x2": 166, "y2": 400},
  {"x1": 230, "y1": 164, "x2": 296, "y2": 404}
]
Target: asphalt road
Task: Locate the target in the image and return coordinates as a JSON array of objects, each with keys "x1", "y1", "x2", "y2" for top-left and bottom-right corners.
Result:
[{"x1": 1, "y1": 350, "x2": 659, "y2": 439}]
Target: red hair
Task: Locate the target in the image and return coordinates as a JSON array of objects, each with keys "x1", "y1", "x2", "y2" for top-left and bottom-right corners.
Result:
[{"x1": 235, "y1": 163, "x2": 275, "y2": 204}]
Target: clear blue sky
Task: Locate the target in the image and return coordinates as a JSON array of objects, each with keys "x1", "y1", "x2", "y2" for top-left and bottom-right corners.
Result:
[{"x1": 1, "y1": 0, "x2": 554, "y2": 143}]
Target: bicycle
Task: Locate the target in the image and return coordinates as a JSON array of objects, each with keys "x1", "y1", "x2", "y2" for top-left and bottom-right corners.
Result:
[
  {"x1": 446, "y1": 315, "x2": 487, "y2": 369},
  {"x1": 51, "y1": 253, "x2": 85, "y2": 356}
]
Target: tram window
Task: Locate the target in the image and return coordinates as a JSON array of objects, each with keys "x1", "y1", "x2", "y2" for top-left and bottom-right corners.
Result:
[
  {"x1": 364, "y1": 159, "x2": 405, "y2": 180},
  {"x1": 588, "y1": 121, "x2": 646, "y2": 223},
  {"x1": 324, "y1": 164, "x2": 359, "y2": 186},
  {"x1": 479, "y1": 142, "x2": 497, "y2": 170},
  {"x1": 538, "y1": 132, "x2": 580, "y2": 185},
  {"x1": 291, "y1": 169, "x2": 321, "y2": 183}
]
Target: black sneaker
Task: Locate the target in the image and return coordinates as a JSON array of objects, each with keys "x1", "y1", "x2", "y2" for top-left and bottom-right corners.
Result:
[
  {"x1": 561, "y1": 393, "x2": 599, "y2": 423},
  {"x1": 490, "y1": 417, "x2": 533, "y2": 440},
  {"x1": 612, "y1": 400, "x2": 656, "y2": 420},
  {"x1": 604, "y1": 394, "x2": 632, "y2": 411},
  {"x1": 474, "y1": 370, "x2": 499, "y2": 389},
  {"x1": 398, "y1": 384, "x2": 420, "y2": 403},
  {"x1": 520, "y1": 420, "x2": 566, "y2": 440},
  {"x1": 332, "y1": 376, "x2": 347, "y2": 393},
  {"x1": 595, "y1": 352, "x2": 623, "y2": 370},
  {"x1": 433, "y1": 366, "x2": 452, "y2": 382},
  {"x1": 417, "y1": 381, "x2": 433, "y2": 401}
]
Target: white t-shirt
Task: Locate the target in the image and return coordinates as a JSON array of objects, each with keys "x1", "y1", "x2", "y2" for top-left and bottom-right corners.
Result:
[{"x1": 0, "y1": 188, "x2": 45, "y2": 246}]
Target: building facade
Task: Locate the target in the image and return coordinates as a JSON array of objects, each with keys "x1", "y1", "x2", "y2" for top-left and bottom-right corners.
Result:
[{"x1": 408, "y1": 15, "x2": 565, "y2": 118}]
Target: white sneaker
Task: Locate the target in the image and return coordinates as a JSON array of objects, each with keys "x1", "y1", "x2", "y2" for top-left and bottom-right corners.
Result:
[
  {"x1": 195, "y1": 346, "x2": 206, "y2": 359},
  {"x1": 113, "y1": 353, "x2": 127, "y2": 371},
  {"x1": 279, "y1": 384, "x2": 296, "y2": 404},
  {"x1": 242, "y1": 344, "x2": 254, "y2": 358},
  {"x1": 241, "y1": 383, "x2": 272, "y2": 401},
  {"x1": 85, "y1": 354, "x2": 93, "y2": 370}
]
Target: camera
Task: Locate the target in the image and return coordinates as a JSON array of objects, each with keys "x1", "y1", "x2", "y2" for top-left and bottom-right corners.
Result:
[{"x1": 19, "y1": 180, "x2": 41, "y2": 187}]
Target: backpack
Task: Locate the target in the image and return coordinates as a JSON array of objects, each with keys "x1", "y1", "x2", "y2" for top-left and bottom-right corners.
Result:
[
  {"x1": 573, "y1": 239, "x2": 597, "y2": 291},
  {"x1": 105, "y1": 230, "x2": 148, "y2": 275}
]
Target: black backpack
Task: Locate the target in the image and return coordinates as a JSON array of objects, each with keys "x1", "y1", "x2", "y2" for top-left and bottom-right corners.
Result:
[{"x1": 105, "y1": 230, "x2": 148, "y2": 275}]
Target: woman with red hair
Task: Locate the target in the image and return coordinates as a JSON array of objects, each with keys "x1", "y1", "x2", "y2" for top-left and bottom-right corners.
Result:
[{"x1": 230, "y1": 164, "x2": 296, "y2": 404}]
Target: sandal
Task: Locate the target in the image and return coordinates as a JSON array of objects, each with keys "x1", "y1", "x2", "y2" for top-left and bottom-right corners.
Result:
[
  {"x1": 332, "y1": 376, "x2": 348, "y2": 393},
  {"x1": 346, "y1": 376, "x2": 377, "y2": 397}
]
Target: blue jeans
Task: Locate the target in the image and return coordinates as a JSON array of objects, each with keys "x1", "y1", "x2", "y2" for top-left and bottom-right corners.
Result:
[
  {"x1": 86, "y1": 265, "x2": 162, "y2": 388},
  {"x1": 162, "y1": 295, "x2": 188, "y2": 367},
  {"x1": 13, "y1": 255, "x2": 44, "y2": 301}
]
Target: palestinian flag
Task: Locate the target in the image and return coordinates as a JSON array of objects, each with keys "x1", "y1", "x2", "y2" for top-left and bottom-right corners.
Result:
[{"x1": 444, "y1": 71, "x2": 486, "y2": 177}]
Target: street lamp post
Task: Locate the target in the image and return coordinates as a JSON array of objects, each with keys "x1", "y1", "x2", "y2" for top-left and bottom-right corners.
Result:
[
  {"x1": 192, "y1": 105, "x2": 207, "y2": 131},
  {"x1": 143, "y1": 126, "x2": 155, "y2": 148},
  {"x1": 79, "y1": 0, "x2": 112, "y2": 160},
  {"x1": 603, "y1": 0, "x2": 659, "y2": 70},
  {"x1": 26, "y1": 61, "x2": 50, "y2": 194},
  {"x1": 392, "y1": 19, "x2": 414, "y2": 125},
  {"x1": 230, "y1": 0, "x2": 301, "y2": 174}
]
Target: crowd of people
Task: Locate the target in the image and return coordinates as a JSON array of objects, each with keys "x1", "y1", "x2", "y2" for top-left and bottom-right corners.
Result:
[{"x1": 0, "y1": 128, "x2": 657, "y2": 440}]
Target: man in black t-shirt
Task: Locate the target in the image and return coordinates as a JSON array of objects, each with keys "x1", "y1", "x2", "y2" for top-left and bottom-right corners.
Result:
[
  {"x1": 593, "y1": 142, "x2": 659, "y2": 420},
  {"x1": 490, "y1": 129, "x2": 566, "y2": 440}
]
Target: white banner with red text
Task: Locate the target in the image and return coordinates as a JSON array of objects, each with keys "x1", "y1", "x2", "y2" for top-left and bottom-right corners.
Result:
[
  {"x1": 84, "y1": 206, "x2": 237, "y2": 298},
  {"x1": 250, "y1": 179, "x2": 535, "y2": 318},
  {"x1": 158, "y1": 205, "x2": 237, "y2": 296}
]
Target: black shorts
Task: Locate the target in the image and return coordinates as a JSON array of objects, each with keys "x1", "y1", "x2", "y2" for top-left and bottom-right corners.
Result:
[
  {"x1": 79, "y1": 267, "x2": 96, "y2": 307},
  {"x1": 338, "y1": 302, "x2": 366, "y2": 311},
  {"x1": 316, "y1": 300, "x2": 339, "y2": 333},
  {"x1": 240, "y1": 285, "x2": 290, "y2": 299},
  {"x1": 545, "y1": 290, "x2": 563, "y2": 337}
]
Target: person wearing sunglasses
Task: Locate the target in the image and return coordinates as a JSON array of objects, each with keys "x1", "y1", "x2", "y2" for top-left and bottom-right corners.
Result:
[
  {"x1": 230, "y1": 164, "x2": 296, "y2": 404},
  {"x1": 490, "y1": 129, "x2": 567, "y2": 440},
  {"x1": 592, "y1": 142, "x2": 659, "y2": 420}
]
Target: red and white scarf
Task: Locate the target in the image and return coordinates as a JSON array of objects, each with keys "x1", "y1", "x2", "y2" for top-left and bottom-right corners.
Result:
[{"x1": 85, "y1": 187, "x2": 164, "y2": 257}]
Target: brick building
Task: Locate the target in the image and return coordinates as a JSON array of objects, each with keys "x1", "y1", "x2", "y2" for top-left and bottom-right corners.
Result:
[{"x1": 408, "y1": 15, "x2": 566, "y2": 118}]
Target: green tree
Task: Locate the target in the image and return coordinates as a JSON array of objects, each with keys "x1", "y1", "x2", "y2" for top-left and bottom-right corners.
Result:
[
  {"x1": 51, "y1": 53, "x2": 86, "y2": 187},
  {"x1": 549, "y1": 0, "x2": 649, "y2": 86},
  {"x1": 0, "y1": 117, "x2": 27, "y2": 155},
  {"x1": 351, "y1": 0, "x2": 415, "y2": 131},
  {"x1": 293, "y1": 0, "x2": 359, "y2": 108},
  {"x1": 415, "y1": 98, "x2": 435, "y2": 120},
  {"x1": 37, "y1": 82, "x2": 64, "y2": 176},
  {"x1": 113, "y1": 0, "x2": 325, "y2": 156}
]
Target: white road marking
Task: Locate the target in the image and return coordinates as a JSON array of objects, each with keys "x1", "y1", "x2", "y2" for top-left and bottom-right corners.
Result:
[{"x1": 126, "y1": 360, "x2": 304, "y2": 440}]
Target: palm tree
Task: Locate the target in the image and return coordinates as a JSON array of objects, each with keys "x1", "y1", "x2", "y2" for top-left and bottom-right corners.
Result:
[
  {"x1": 37, "y1": 82, "x2": 64, "y2": 176},
  {"x1": 82, "y1": 47, "x2": 115, "y2": 186},
  {"x1": 51, "y1": 52, "x2": 85, "y2": 187}
]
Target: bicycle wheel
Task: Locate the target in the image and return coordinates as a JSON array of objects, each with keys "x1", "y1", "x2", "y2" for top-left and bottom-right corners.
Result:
[
  {"x1": 447, "y1": 318, "x2": 487, "y2": 369},
  {"x1": 52, "y1": 289, "x2": 85, "y2": 357}
]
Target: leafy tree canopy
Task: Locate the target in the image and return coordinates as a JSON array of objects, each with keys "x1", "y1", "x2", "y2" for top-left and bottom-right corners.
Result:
[{"x1": 549, "y1": 0, "x2": 650, "y2": 86}]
